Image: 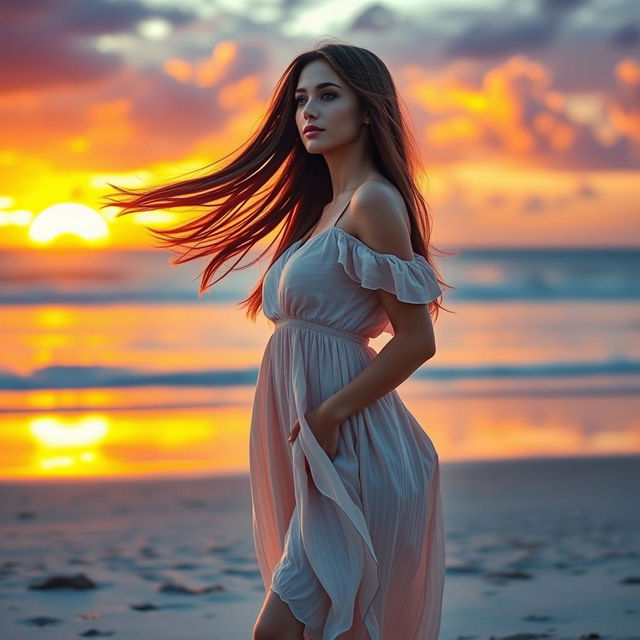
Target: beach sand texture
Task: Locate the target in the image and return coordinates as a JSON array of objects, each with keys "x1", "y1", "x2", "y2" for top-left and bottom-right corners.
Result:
[{"x1": 1, "y1": 455, "x2": 639, "y2": 639}]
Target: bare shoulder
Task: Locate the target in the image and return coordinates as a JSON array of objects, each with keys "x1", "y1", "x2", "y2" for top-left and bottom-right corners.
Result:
[
  {"x1": 351, "y1": 178, "x2": 410, "y2": 231},
  {"x1": 348, "y1": 178, "x2": 413, "y2": 259}
]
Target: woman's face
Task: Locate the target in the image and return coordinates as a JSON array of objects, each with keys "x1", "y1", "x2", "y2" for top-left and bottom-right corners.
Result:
[{"x1": 295, "y1": 59, "x2": 367, "y2": 154}]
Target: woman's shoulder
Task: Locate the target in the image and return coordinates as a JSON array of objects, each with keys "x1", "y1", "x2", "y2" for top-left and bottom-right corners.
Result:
[
  {"x1": 350, "y1": 177, "x2": 411, "y2": 238},
  {"x1": 342, "y1": 176, "x2": 410, "y2": 239},
  {"x1": 354, "y1": 175, "x2": 402, "y2": 203}
]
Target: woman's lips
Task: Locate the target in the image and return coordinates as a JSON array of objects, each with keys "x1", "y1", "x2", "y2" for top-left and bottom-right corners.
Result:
[{"x1": 304, "y1": 129, "x2": 324, "y2": 137}]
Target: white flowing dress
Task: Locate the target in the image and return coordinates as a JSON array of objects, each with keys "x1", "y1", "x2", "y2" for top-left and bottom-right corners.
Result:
[{"x1": 249, "y1": 204, "x2": 445, "y2": 640}]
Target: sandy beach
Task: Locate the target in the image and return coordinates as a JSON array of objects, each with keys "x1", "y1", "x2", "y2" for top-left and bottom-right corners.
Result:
[{"x1": 1, "y1": 455, "x2": 639, "y2": 639}]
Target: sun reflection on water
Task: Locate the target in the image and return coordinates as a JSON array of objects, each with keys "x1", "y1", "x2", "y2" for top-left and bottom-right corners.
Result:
[{"x1": 29, "y1": 416, "x2": 109, "y2": 472}]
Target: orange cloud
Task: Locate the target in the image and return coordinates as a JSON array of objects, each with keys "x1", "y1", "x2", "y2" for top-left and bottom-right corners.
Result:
[
  {"x1": 403, "y1": 54, "x2": 637, "y2": 169},
  {"x1": 163, "y1": 40, "x2": 238, "y2": 88},
  {"x1": 609, "y1": 57, "x2": 640, "y2": 144}
]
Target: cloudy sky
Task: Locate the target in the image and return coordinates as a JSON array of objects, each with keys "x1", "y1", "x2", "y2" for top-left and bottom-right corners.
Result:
[{"x1": 0, "y1": 0, "x2": 638, "y2": 248}]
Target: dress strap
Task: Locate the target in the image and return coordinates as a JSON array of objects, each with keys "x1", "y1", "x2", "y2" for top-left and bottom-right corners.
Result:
[
  {"x1": 298, "y1": 196, "x2": 354, "y2": 247},
  {"x1": 332, "y1": 196, "x2": 353, "y2": 229}
]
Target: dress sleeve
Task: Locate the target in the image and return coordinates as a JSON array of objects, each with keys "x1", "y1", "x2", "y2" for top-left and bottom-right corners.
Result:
[{"x1": 335, "y1": 229, "x2": 442, "y2": 304}]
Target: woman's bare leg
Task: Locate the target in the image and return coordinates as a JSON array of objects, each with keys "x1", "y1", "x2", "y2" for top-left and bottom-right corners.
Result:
[{"x1": 252, "y1": 587, "x2": 305, "y2": 640}]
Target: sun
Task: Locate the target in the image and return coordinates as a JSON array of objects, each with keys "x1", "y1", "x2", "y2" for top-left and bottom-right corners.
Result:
[{"x1": 29, "y1": 202, "x2": 110, "y2": 246}]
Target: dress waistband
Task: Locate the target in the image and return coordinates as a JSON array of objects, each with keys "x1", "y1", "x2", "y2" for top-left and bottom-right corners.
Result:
[{"x1": 274, "y1": 317, "x2": 369, "y2": 346}]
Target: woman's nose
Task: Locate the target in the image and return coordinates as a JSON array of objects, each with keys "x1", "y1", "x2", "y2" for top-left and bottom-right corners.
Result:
[{"x1": 303, "y1": 103, "x2": 318, "y2": 119}]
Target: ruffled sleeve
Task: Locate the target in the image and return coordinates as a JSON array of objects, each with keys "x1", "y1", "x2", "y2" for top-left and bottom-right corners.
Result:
[{"x1": 335, "y1": 228, "x2": 442, "y2": 304}]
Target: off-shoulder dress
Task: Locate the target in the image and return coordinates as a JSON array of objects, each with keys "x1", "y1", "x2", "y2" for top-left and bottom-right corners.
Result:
[{"x1": 249, "y1": 198, "x2": 445, "y2": 640}]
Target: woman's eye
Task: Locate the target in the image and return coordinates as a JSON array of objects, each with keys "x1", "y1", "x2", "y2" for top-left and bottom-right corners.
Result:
[{"x1": 296, "y1": 92, "x2": 336, "y2": 105}]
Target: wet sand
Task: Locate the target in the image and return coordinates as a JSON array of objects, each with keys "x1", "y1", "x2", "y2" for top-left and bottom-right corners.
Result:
[{"x1": 1, "y1": 455, "x2": 639, "y2": 639}]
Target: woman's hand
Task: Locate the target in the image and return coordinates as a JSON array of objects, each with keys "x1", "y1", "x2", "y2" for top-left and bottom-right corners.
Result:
[{"x1": 288, "y1": 404, "x2": 341, "y2": 472}]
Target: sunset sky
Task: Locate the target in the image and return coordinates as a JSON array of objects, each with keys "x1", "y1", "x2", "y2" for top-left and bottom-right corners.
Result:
[{"x1": 0, "y1": 0, "x2": 638, "y2": 250}]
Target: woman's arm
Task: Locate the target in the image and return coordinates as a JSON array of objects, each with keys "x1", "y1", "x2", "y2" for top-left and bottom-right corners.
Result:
[
  {"x1": 321, "y1": 306, "x2": 435, "y2": 424},
  {"x1": 321, "y1": 181, "x2": 437, "y2": 423}
]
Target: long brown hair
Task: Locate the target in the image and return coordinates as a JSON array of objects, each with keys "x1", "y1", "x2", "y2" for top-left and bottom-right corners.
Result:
[{"x1": 100, "y1": 40, "x2": 452, "y2": 322}]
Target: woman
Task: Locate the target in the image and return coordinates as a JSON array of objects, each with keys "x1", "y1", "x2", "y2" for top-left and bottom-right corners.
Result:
[{"x1": 104, "y1": 41, "x2": 449, "y2": 640}]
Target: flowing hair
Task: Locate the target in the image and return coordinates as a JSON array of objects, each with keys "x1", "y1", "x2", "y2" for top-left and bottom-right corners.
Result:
[{"x1": 100, "y1": 40, "x2": 452, "y2": 323}]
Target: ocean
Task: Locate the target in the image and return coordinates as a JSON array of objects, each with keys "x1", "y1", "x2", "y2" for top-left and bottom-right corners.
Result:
[{"x1": 0, "y1": 246, "x2": 638, "y2": 479}]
